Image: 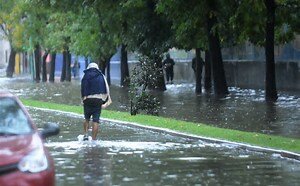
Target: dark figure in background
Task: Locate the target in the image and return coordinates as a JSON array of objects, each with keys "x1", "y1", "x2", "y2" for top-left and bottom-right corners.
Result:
[
  {"x1": 163, "y1": 54, "x2": 175, "y2": 84},
  {"x1": 72, "y1": 60, "x2": 80, "y2": 78},
  {"x1": 192, "y1": 55, "x2": 205, "y2": 94}
]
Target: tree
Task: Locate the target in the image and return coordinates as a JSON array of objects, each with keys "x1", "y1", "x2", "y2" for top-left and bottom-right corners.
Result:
[
  {"x1": 157, "y1": 0, "x2": 232, "y2": 96},
  {"x1": 129, "y1": 56, "x2": 161, "y2": 115},
  {"x1": 41, "y1": 51, "x2": 48, "y2": 82},
  {"x1": 34, "y1": 44, "x2": 41, "y2": 82},
  {"x1": 231, "y1": 0, "x2": 300, "y2": 101},
  {"x1": 26, "y1": 0, "x2": 119, "y2": 83},
  {"x1": 65, "y1": 1, "x2": 119, "y2": 83},
  {"x1": 27, "y1": 0, "x2": 171, "y2": 90},
  {"x1": 6, "y1": 0, "x2": 55, "y2": 82},
  {"x1": 157, "y1": 0, "x2": 207, "y2": 94},
  {"x1": 0, "y1": 0, "x2": 24, "y2": 77},
  {"x1": 110, "y1": 3, "x2": 131, "y2": 87},
  {"x1": 120, "y1": 44, "x2": 130, "y2": 87},
  {"x1": 264, "y1": 0, "x2": 278, "y2": 101},
  {"x1": 60, "y1": 48, "x2": 72, "y2": 82},
  {"x1": 122, "y1": 0, "x2": 174, "y2": 91},
  {"x1": 49, "y1": 52, "x2": 56, "y2": 82},
  {"x1": 204, "y1": 50, "x2": 212, "y2": 91},
  {"x1": 206, "y1": 0, "x2": 229, "y2": 96}
]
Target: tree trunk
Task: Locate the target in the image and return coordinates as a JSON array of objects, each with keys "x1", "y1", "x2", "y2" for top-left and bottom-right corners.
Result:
[
  {"x1": 66, "y1": 51, "x2": 71, "y2": 82},
  {"x1": 206, "y1": 5, "x2": 229, "y2": 97},
  {"x1": 121, "y1": 44, "x2": 130, "y2": 87},
  {"x1": 24, "y1": 52, "x2": 28, "y2": 73},
  {"x1": 204, "y1": 50, "x2": 212, "y2": 91},
  {"x1": 42, "y1": 51, "x2": 48, "y2": 82},
  {"x1": 49, "y1": 53, "x2": 56, "y2": 82},
  {"x1": 99, "y1": 55, "x2": 113, "y2": 80},
  {"x1": 264, "y1": 0, "x2": 278, "y2": 102},
  {"x1": 6, "y1": 48, "x2": 16, "y2": 78},
  {"x1": 34, "y1": 45, "x2": 41, "y2": 82},
  {"x1": 195, "y1": 48, "x2": 203, "y2": 94},
  {"x1": 60, "y1": 51, "x2": 67, "y2": 82},
  {"x1": 154, "y1": 55, "x2": 166, "y2": 91},
  {"x1": 99, "y1": 59, "x2": 106, "y2": 74}
]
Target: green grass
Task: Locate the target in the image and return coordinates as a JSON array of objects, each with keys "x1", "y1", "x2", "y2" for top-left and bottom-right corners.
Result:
[{"x1": 21, "y1": 99, "x2": 300, "y2": 153}]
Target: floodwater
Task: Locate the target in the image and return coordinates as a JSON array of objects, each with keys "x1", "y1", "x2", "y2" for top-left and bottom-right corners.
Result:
[
  {"x1": 1, "y1": 76, "x2": 299, "y2": 138},
  {"x1": 1, "y1": 75, "x2": 300, "y2": 185},
  {"x1": 30, "y1": 108, "x2": 300, "y2": 186}
]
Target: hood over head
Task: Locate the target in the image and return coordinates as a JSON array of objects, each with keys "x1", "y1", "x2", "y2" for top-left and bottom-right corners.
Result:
[{"x1": 87, "y1": 62, "x2": 99, "y2": 70}]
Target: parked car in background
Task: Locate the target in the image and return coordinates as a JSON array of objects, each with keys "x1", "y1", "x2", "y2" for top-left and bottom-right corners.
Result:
[{"x1": 0, "y1": 92, "x2": 59, "y2": 186}]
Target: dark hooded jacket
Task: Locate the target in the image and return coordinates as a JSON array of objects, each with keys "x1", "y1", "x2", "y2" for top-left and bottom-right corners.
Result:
[{"x1": 81, "y1": 68, "x2": 107, "y2": 98}]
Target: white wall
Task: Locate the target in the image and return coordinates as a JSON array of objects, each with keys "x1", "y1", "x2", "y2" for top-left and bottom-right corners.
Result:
[{"x1": 0, "y1": 31, "x2": 10, "y2": 68}]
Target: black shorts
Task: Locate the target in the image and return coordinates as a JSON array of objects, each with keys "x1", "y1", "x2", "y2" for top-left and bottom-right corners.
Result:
[{"x1": 83, "y1": 98, "x2": 103, "y2": 123}]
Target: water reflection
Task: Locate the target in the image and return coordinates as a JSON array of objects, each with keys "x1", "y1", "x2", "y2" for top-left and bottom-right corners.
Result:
[
  {"x1": 28, "y1": 108, "x2": 300, "y2": 186},
  {"x1": 82, "y1": 147, "x2": 112, "y2": 186}
]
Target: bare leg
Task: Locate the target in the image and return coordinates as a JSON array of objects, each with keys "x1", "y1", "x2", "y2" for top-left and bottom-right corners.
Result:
[
  {"x1": 92, "y1": 122, "x2": 99, "y2": 140},
  {"x1": 83, "y1": 119, "x2": 89, "y2": 134}
]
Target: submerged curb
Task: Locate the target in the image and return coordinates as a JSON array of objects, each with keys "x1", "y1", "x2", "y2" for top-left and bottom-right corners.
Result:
[
  {"x1": 30, "y1": 106, "x2": 300, "y2": 161},
  {"x1": 103, "y1": 118, "x2": 300, "y2": 162}
]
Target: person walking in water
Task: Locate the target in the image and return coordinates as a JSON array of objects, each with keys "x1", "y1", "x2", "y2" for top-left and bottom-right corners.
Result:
[
  {"x1": 163, "y1": 53, "x2": 175, "y2": 84},
  {"x1": 81, "y1": 62, "x2": 111, "y2": 140},
  {"x1": 72, "y1": 59, "x2": 80, "y2": 78}
]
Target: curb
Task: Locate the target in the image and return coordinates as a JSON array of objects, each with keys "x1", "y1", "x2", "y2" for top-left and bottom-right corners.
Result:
[
  {"x1": 29, "y1": 106, "x2": 300, "y2": 161},
  {"x1": 103, "y1": 118, "x2": 300, "y2": 161}
]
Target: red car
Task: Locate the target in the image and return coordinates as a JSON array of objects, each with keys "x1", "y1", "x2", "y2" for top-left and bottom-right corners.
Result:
[{"x1": 0, "y1": 92, "x2": 59, "y2": 186}]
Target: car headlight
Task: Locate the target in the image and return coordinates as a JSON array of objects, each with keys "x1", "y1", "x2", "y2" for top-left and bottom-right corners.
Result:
[{"x1": 18, "y1": 149, "x2": 49, "y2": 173}]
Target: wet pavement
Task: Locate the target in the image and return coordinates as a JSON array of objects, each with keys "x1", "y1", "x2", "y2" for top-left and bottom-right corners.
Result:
[{"x1": 30, "y1": 107, "x2": 300, "y2": 186}]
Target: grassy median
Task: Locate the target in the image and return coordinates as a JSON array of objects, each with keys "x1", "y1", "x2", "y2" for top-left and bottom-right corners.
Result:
[{"x1": 21, "y1": 99, "x2": 300, "y2": 153}]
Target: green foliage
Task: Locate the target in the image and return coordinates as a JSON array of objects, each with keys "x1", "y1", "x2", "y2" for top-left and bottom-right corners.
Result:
[
  {"x1": 65, "y1": 9, "x2": 100, "y2": 58},
  {"x1": 275, "y1": 0, "x2": 300, "y2": 41},
  {"x1": 231, "y1": 0, "x2": 300, "y2": 46},
  {"x1": 121, "y1": 0, "x2": 173, "y2": 57},
  {"x1": 21, "y1": 0, "x2": 120, "y2": 61},
  {"x1": 230, "y1": 0, "x2": 266, "y2": 45},
  {"x1": 129, "y1": 56, "x2": 161, "y2": 115},
  {"x1": 43, "y1": 11, "x2": 74, "y2": 52},
  {"x1": 157, "y1": 0, "x2": 240, "y2": 50},
  {"x1": 0, "y1": 0, "x2": 26, "y2": 50},
  {"x1": 3, "y1": 0, "x2": 300, "y2": 63},
  {"x1": 157, "y1": 0, "x2": 207, "y2": 50}
]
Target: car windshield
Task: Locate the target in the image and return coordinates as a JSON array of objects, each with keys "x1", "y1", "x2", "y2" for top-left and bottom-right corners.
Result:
[{"x1": 0, "y1": 97, "x2": 33, "y2": 135}]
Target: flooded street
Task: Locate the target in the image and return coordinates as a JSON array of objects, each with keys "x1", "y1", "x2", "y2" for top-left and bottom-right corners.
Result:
[
  {"x1": 1, "y1": 76, "x2": 300, "y2": 138},
  {"x1": 1, "y1": 75, "x2": 300, "y2": 185},
  {"x1": 30, "y1": 108, "x2": 300, "y2": 186}
]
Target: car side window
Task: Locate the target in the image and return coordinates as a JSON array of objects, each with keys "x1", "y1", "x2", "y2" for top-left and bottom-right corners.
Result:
[{"x1": 0, "y1": 98, "x2": 32, "y2": 135}]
